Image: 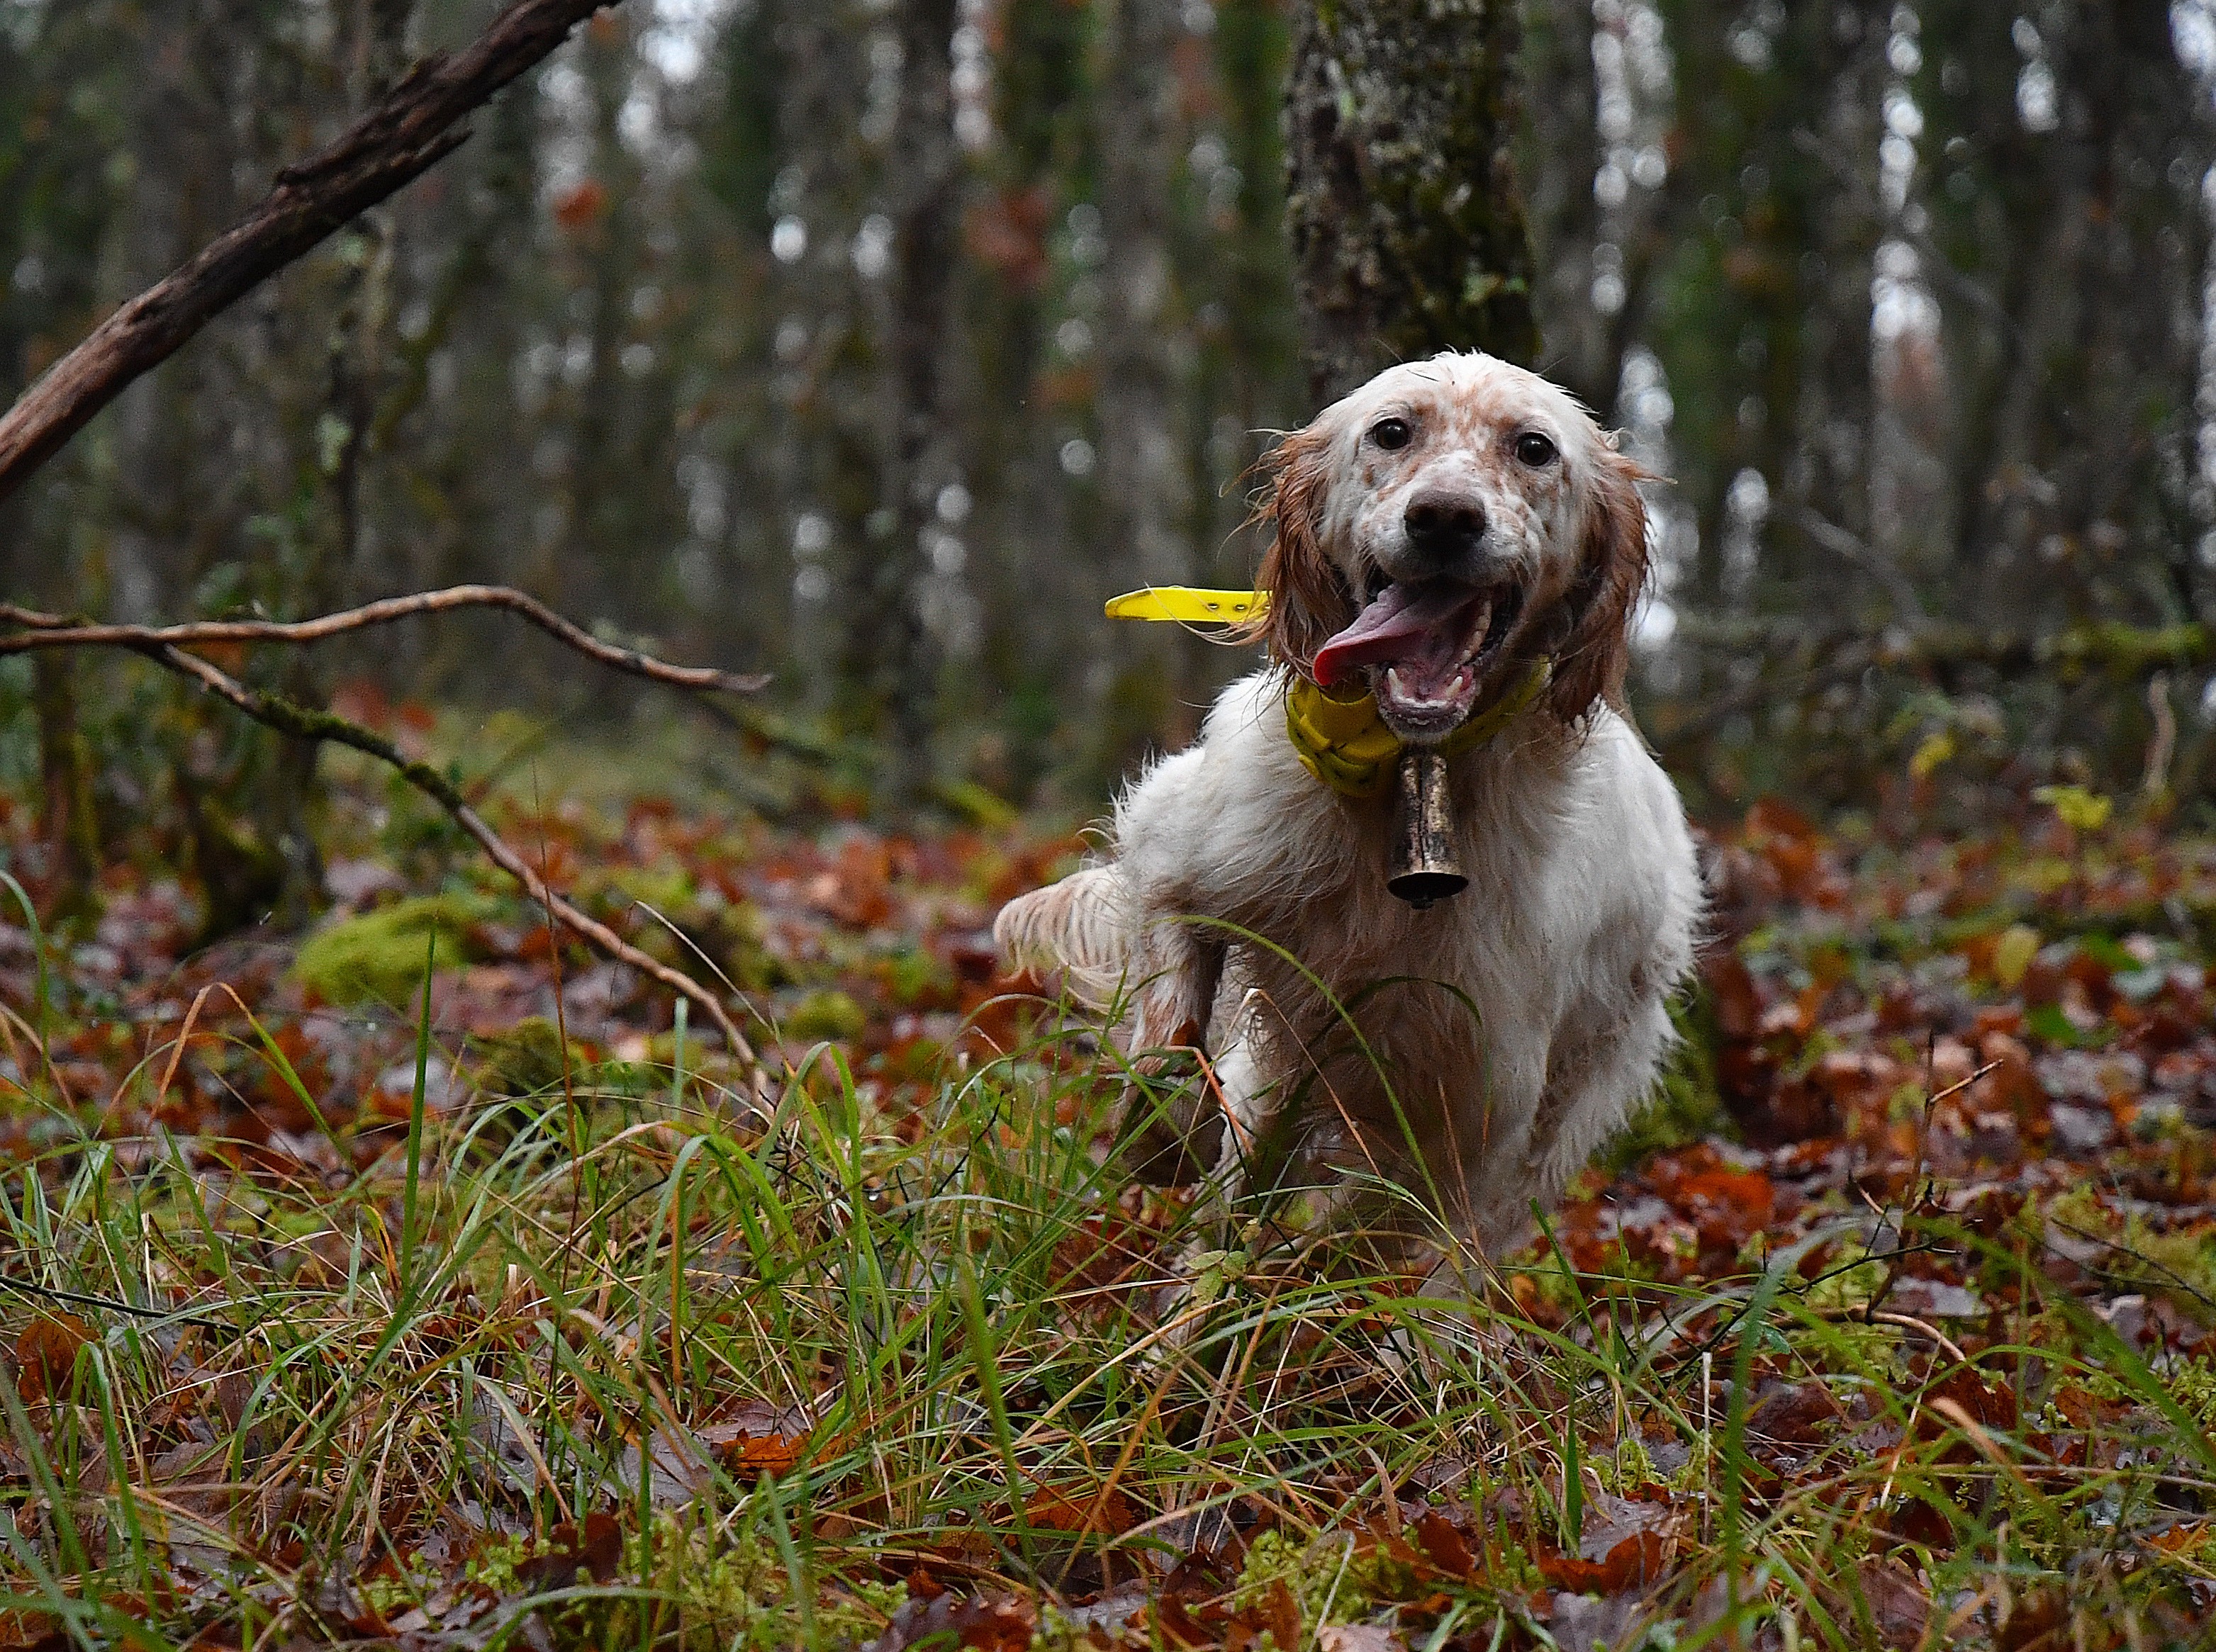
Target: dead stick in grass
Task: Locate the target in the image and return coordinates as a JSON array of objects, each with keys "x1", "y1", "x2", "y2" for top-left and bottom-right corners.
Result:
[
  {"x1": 0, "y1": 0, "x2": 621, "y2": 504},
  {"x1": 4, "y1": 627, "x2": 759, "y2": 1069}
]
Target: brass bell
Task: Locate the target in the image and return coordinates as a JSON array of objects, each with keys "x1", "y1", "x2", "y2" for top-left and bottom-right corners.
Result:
[{"x1": 1387, "y1": 747, "x2": 1466, "y2": 908}]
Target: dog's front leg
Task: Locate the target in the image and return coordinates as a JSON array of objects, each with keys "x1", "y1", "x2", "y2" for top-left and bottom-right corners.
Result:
[
  {"x1": 1118, "y1": 913, "x2": 1228, "y2": 1184},
  {"x1": 1457, "y1": 993, "x2": 1676, "y2": 1260},
  {"x1": 1128, "y1": 913, "x2": 1222, "y2": 1052}
]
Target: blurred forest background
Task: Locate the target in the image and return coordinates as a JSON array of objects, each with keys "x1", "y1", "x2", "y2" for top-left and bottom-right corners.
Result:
[{"x1": 4, "y1": 0, "x2": 2216, "y2": 928}]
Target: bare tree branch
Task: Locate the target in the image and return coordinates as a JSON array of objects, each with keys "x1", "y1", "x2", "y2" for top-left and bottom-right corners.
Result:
[
  {"x1": 34, "y1": 633, "x2": 763, "y2": 1070},
  {"x1": 1789, "y1": 506, "x2": 1928, "y2": 625},
  {"x1": 0, "y1": 0, "x2": 619, "y2": 505},
  {"x1": 0, "y1": 585, "x2": 768, "y2": 696},
  {"x1": 0, "y1": 0, "x2": 775, "y2": 1074}
]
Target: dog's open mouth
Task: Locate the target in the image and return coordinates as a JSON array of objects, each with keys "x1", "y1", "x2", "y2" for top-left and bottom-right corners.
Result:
[{"x1": 1311, "y1": 578, "x2": 1525, "y2": 738}]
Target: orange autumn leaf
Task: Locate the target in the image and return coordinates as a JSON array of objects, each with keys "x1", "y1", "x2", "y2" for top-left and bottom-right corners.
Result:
[
  {"x1": 699, "y1": 1400, "x2": 815, "y2": 1476},
  {"x1": 1023, "y1": 1483, "x2": 1136, "y2": 1534},
  {"x1": 1411, "y1": 1510, "x2": 1478, "y2": 1579},
  {"x1": 14, "y1": 1314, "x2": 91, "y2": 1403},
  {"x1": 1535, "y1": 1525, "x2": 1668, "y2": 1594}
]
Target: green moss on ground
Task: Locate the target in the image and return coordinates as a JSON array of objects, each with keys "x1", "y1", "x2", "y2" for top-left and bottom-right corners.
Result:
[{"x1": 292, "y1": 893, "x2": 494, "y2": 1006}]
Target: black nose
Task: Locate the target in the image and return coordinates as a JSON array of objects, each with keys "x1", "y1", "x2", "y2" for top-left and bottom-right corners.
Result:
[{"x1": 1403, "y1": 492, "x2": 1487, "y2": 561}]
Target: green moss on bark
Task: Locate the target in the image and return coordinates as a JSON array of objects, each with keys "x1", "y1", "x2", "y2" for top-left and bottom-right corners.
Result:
[{"x1": 1285, "y1": 0, "x2": 1541, "y2": 402}]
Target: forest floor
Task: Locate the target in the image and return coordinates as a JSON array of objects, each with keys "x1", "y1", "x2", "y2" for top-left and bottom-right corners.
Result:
[{"x1": 0, "y1": 712, "x2": 2212, "y2": 1650}]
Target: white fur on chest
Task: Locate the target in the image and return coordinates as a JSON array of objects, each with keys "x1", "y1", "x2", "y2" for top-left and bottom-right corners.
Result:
[{"x1": 1121, "y1": 675, "x2": 1662, "y2": 981}]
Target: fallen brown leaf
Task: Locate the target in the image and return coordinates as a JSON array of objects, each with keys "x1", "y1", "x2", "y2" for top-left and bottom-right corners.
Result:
[{"x1": 13, "y1": 1314, "x2": 90, "y2": 1403}]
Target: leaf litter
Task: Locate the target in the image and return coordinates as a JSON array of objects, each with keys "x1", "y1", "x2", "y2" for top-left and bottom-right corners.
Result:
[{"x1": 0, "y1": 780, "x2": 2212, "y2": 1646}]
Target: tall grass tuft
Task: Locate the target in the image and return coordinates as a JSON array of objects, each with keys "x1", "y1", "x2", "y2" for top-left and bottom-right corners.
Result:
[{"x1": 0, "y1": 965, "x2": 2203, "y2": 1648}]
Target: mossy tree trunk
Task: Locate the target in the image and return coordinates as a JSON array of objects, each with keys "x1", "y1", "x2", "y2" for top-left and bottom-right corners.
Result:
[
  {"x1": 1285, "y1": 0, "x2": 1541, "y2": 404},
  {"x1": 868, "y1": 0, "x2": 961, "y2": 809},
  {"x1": 1092, "y1": 0, "x2": 1194, "y2": 767},
  {"x1": 32, "y1": 656, "x2": 99, "y2": 922}
]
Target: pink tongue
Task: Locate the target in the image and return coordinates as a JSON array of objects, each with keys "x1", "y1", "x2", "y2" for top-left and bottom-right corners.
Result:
[{"x1": 1311, "y1": 583, "x2": 1483, "y2": 688}]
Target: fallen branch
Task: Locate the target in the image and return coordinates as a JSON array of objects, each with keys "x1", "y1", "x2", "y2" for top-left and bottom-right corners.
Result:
[
  {"x1": 0, "y1": 585, "x2": 767, "y2": 695},
  {"x1": 0, "y1": 1269, "x2": 232, "y2": 1335},
  {"x1": 1653, "y1": 617, "x2": 2212, "y2": 748},
  {"x1": 0, "y1": 0, "x2": 767, "y2": 1069},
  {"x1": 1, "y1": 619, "x2": 761, "y2": 1072},
  {"x1": 0, "y1": 0, "x2": 618, "y2": 505}
]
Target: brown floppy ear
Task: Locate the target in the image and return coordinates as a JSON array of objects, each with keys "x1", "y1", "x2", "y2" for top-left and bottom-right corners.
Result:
[
  {"x1": 1543, "y1": 443, "x2": 1652, "y2": 726},
  {"x1": 1247, "y1": 422, "x2": 1353, "y2": 675}
]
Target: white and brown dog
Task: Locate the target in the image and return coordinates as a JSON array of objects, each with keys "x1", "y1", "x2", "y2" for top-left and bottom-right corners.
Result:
[{"x1": 999, "y1": 352, "x2": 1700, "y2": 1260}]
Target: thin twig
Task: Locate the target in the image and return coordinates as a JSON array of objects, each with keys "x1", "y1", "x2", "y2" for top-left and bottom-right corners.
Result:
[
  {"x1": 2047, "y1": 1218, "x2": 2216, "y2": 1315},
  {"x1": 1662, "y1": 1241, "x2": 1944, "y2": 1369},
  {"x1": 0, "y1": 585, "x2": 767, "y2": 696},
  {"x1": 1811, "y1": 1305, "x2": 1969, "y2": 1365},
  {"x1": 0, "y1": 0, "x2": 620, "y2": 504},
  {"x1": 1788, "y1": 507, "x2": 1928, "y2": 624},
  {"x1": 1651, "y1": 636, "x2": 1879, "y2": 747},
  {"x1": 0, "y1": 1271, "x2": 231, "y2": 1335},
  {"x1": 18, "y1": 631, "x2": 758, "y2": 1070}
]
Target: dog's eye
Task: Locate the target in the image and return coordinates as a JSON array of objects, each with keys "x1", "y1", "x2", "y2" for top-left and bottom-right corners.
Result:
[
  {"x1": 1370, "y1": 417, "x2": 1412, "y2": 451},
  {"x1": 1514, "y1": 432, "x2": 1557, "y2": 467}
]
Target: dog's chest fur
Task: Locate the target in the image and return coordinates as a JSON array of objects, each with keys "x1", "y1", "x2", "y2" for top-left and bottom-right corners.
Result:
[{"x1": 1112, "y1": 670, "x2": 1699, "y2": 1238}]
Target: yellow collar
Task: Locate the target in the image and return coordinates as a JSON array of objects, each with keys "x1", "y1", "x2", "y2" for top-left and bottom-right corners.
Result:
[
  {"x1": 1285, "y1": 661, "x2": 1550, "y2": 798},
  {"x1": 1104, "y1": 586, "x2": 1550, "y2": 799},
  {"x1": 1102, "y1": 588, "x2": 1267, "y2": 624}
]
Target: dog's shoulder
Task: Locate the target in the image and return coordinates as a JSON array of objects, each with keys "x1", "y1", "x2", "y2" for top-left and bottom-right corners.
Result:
[
  {"x1": 1124, "y1": 668, "x2": 1322, "y2": 814},
  {"x1": 1113, "y1": 668, "x2": 1365, "y2": 904},
  {"x1": 1546, "y1": 705, "x2": 1702, "y2": 965},
  {"x1": 1552, "y1": 706, "x2": 1691, "y2": 838},
  {"x1": 1194, "y1": 668, "x2": 1297, "y2": 758}
]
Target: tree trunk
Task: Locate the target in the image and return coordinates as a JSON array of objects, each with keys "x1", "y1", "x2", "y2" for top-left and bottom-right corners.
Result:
[
  {"x1": 1284, "y1": 0, "x2": 1541, "y2": 403},
  {"x1": 1093, "y1": 0, "x2": 1194, "y2": 759},
  {"x1": 32, "y1": 656, "x2": 98, "y2": 921},
  {"x1": 547, "y1": 18, "x2": 635, "y2": 617},
  {"x1": 879, "y1": 0, "x2": 962, "y2": 807},
  {"x1": 1519, "y1": 0, "x2": 1608, "y2": 411}
]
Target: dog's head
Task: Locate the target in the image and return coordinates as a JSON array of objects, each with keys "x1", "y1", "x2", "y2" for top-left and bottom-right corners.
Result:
[{"x1": 1254, "y1": 352, "x2": 1650, "y2": 740}]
